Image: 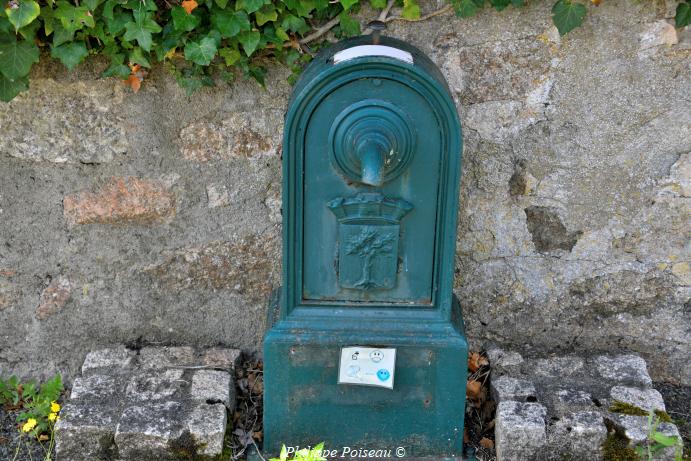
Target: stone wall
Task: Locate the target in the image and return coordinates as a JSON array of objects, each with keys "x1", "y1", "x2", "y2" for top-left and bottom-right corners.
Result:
[{"x1": 0, "y1": 0, "x2": 688, "y2": 384}]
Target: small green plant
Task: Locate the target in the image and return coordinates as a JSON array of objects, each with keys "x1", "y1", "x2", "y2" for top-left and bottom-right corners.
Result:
[
  {"x1": 0, "y1": 375, "x2": 21, "y2": 404},
  {"x1": 270, "y1": 443, "x2": 327, "y2": 461},
  {"x1": 635, "y1": 408, "x2": 684, "y2": 461},
  {"x1": 0, "y1": 374, "x2": 64, "y2": 461}
]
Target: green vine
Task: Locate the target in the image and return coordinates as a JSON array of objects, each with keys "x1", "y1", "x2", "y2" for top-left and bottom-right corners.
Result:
[{"x1": 0, "y1": 0, "x2": 689, "y2": 101}]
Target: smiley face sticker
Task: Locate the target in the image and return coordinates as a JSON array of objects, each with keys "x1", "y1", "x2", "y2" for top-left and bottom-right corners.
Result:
[
  {"x1": 376, "y1": 368, "x2": 391, "y2": 381},
  {"x1": 370, "y1": 350, "x2": 384, "y2": 363},
  {"x1": 339, "y1": 347, "x2": 396, "y2": 389}
]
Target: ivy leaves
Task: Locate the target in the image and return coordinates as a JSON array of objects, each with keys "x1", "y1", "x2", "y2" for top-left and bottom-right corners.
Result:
[
  {"x1": 0, "y1": 38, "x2": 37, "y2": 101},
  {"x1": 51, "y1": 41, "x2": 88, "y2": 69},
  {"x1": 677, "y1": 0, "x2": 691, "y2": 27},
  {"x1": 211, "y1": 10, "x2": 250, "y2": 38},
  {"x1": 185, "y1": 36, "x2": 217, "y2": 65},
  {"x1": 0, "y1": 0, "x2": 690, "y2": 102},
  {"x1": 0, "y1": 38, "x2": 38, "y2": 79},
  {"x1": 5, "y1": 0, "x2": 40, "y2": 31},
  {"x1": 452, "y1": 0, "x2": 483, "y2": 18},
  {"x1": 123, "y1": 4, "x2": 162, "y2": 51},
  {"x1": 552, "y1": 0, "x2": 587, "y2": 35},
  {"x1": 0, "y1": 1, "x2": 40, "y2": 101}
]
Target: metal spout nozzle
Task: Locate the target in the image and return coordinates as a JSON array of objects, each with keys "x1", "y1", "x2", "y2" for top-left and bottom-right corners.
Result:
[
  {"x1": 359, "y1": 143, "x2": 384, "y2": 187},
  {"x1": 368, "y1": 20, "x2": 386, "y2": 45}
]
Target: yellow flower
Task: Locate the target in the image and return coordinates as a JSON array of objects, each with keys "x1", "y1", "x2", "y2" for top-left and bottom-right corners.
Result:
[
  {"x1": 50, "y1": 401, "x2": 61, "y2": 413},
  {"x1": 48, "y1": 413, "x2": 57, "y2": 422},
  {"x1": 22, "y1": 418, "x2": 37, "y2": 433}
]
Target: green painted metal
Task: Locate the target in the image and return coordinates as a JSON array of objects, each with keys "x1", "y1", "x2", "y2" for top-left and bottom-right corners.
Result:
[{"x1": 264, "y1": 35, "x2": 468, "y2": 458}]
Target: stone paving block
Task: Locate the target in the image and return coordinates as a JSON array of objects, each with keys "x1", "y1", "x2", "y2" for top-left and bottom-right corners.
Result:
[
  {"x1": 610, "y1": 385, "x2": 666, "y2": 412},
  {"x1": 490, "y1": 350, "x2": 679, "y2": 461},
  {"x1": 610, "y1": 414, "x2": 681, "y2": 461},
  {"x1": 595, "y1": 355, "x2": 653, "y2": 387},
  {"x1": 495, "y1": 401, "x2": 547, "y2": 461},
  {"x1": 535, "y1": 356, "x2": 584, "y2": 379},
  {"x1": 139, "y1": 346, "x2": 196, "y2": 369},
  {"x1": 191, "y1": 369, "x2": 233, "y2": 409},
  {"x1": 484, "y1": 343, "x2": 524, "y2": 375},
  {"x1": 125, "y1": 369, "x2": 187, "y2": 401},
  {"x1": 201, "y1": 347, "x2": 242, "y2": 371},
  {"x1": 491, "y1": 376, "x2": 537, "y2": 403},
  {"x1": 58, "y1": 346, "x2": 235, "y2": 460},
  {"x1": 186, "y1": 403, "x2": 228, "y2": 456},
  {"x1": 549, "y1": 411, "x2": 606, "y2": 459},
  {"x1": 114, "y1": 401, "x2": 184, "y2": 460},
  {"x1": 55, "y1": 402, "x2": 119, "y2": 461},
  {"x1": 70, "y1": 374, "x2": 122, "y2": 401},
  {"x1": 82, "y1": 347, "x2": 136, "y2": 375},
  {"x1": 549, "y1": 388, "x2": 595, "y2": 416}
]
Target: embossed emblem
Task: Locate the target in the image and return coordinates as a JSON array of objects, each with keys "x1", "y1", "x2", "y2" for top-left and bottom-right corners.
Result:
[{"x1": 328, "y1": 193, "x2": 412, "y2": 291}]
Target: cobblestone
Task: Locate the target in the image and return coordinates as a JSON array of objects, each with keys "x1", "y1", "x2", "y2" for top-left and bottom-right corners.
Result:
[
  {"x1": 488, "y1": 346, "x2": 680, "y2": 460},
  {"x1": 55, "y1": 346, "x2": 239, "y2": 460}
]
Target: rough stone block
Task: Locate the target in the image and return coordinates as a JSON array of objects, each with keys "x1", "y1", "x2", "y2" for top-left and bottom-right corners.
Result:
[
  {"x1": 484, "y1": 343, "x2": 524, "y2": 375},
  {"x1": 186, "y1": 403, "x2": 228, "y2": 456},
  {"x1": 549, "y1": 411, "x2": 606, "y2": 459},
  {"x1": 82, "y1": 347, "x2": 136, "y2": 375},
  {"x1": 35, "y1": 276, "x2": 72, "y2": 320},
  {"x1": 125, "y1": 369, "x2": 186, "y2": 401},
  {"x1": 200, "y1": 347, "x2": 242, "y2": 371},
  {"x1": 495, "y1": 401, "x2": 547, "y2": 461},
  {"x1": 70, "y1": 375, "x2": 122, "y2": 401},
  {"x1": 491, "y1": 376, "x2": 537, "y2": 403},
  {"x1": 54, "y1": 403, "x2": 118, "y2": 461},
  {"x1": 610, "y1": 385, "x2": 666, "y2": 412},
  {"x1": 595, "y1": 355, "x2": 653, "y2": 387},
  {"x1": 191, "y1": 369, "x2": 233, "y2": 409},
  {"x1": 178, "y1": 115, "x2": 276, "y2": 162},
  {"x1": 0, "y1": 270, "x2": 17, "y2": 311},
  {"x1": 114, "y1": 401, "x2": 184, "y2": 460},
  {"x1": 63, "y1": 177, "x2": 176, "y2": 225},
  {"x1": 550, "y1": 389, "x2": 595, "y2": 416},
  {"x1": 206, "y1": 184, "x2": 231, "y2": 208},
  {"x1": 143, "y1": 237, "x2": 275, "y2": 302},
  {"x1": 535, "y1": 356, "x2": 584, "y2": 379},
  {"x1": 139, "y1": 346, "x2": 196, "y2": 369},
  {"x1": 0, "y1": 81, "x2": 128, "y2": 164}
]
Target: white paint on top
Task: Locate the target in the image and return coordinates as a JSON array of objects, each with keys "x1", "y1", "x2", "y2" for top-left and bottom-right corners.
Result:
[{"x1": 333, "y1": 45, "x2": 414, "y2": 65}]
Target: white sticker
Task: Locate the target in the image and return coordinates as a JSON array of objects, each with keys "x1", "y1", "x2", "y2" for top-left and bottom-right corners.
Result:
[
  {"x1": 333, "y1": 45, "x2": 414, "y2": 65},
  {"x1": 338, "y1": 346, "x2": 396, "y2": 389}
]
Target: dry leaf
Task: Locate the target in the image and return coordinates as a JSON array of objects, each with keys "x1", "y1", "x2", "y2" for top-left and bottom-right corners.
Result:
[
  {"x1": 248, "y1": 372, "x2": 264, "y2": 394},
  {"x1": 590, "y1": 0, "x2": 602, "y2": 5},
  {"x1": 468, "y1": 352, "x2": 481, "y2": 372},
  {"x1": 123, "y1": 64, "x2": 145, "y2": 92},
  {"x1": 468, "y1": 351, "x2": 489, "y2": 373},
  {"x1": 480, "y1": 437, "x2": 494, "y2": 449},
  {"x1": 181, "y1": 0, "x2": 198, "y2": 14},
  {"x1": 126, "y1": 74, "x2": 141, "y2": 92},
  {"x1": 466, "y1": 379, "x2": 482, "y2": 400}
]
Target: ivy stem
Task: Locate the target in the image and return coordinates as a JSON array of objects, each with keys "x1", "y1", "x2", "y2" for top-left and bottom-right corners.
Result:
[
  {"x1": 298, "y1": 15, "x2": 341, "y2": 44},
  {"x1": 379, "y1": 0, "x2": 396, "y2": 21}
]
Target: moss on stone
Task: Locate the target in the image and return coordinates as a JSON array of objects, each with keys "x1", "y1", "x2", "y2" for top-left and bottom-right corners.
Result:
[
  {"x1": 602, "y1": 432, "x2": 640, "y2": 461},
  {"x1": 214, "y1": 420, "x2": 235, "y2": 461},
  {"x1": 169, "y1": 430, "x2": 204, "y2": 460},
  {"x1": 609, "y1": 400, "x2": 674, "y2": 423}
]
